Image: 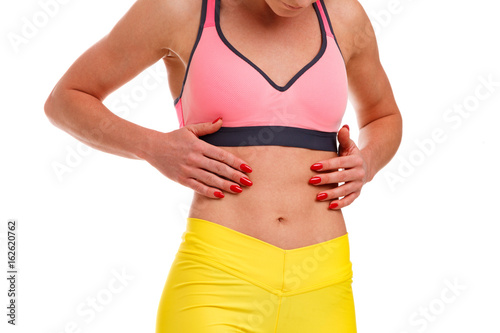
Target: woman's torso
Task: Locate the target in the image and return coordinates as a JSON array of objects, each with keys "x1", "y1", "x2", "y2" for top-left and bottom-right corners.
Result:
[{"x1": 164, "y1": 0, "x2": 351, "y2": 250}]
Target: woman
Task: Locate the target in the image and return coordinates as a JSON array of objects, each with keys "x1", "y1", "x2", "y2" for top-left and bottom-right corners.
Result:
[{"x1": 44, "y1": 0, "x2": 402, "y2": 331}]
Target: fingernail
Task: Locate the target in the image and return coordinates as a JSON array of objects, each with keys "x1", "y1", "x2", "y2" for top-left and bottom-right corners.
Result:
[
  {"x1": 309, "y1": 176, "x2": 321, "y2": 184},
  {"x1": 240, "y1": 163, "x2": 253, "y2": 173},
  {"x1": 230, "y1": 185, "x2": 243, "y2": 193},
  {"x1": 310, "y1": 163, "x2": 323, "y2": 171},
  {"x1": 329, "y1": 202, "x2": 339, "y2": 209},
  {"x1": 342, "y1": 124, "x2": 349, "y2": 131},
  {"x1": 214, "y1": 191, "x2": 224, "y2": 198},
  {"x1": 317, "y1": 193, "x2": 328, "y2": 200},
  {"x1": 240, "y1": 177, "x2": 253, "y2": 186},
  {"x1": 212, "y1": 116, "x2": 222, "y2": 124}
]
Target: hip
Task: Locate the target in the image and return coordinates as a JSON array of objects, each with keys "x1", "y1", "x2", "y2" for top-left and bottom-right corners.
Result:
[{"x1": 156, "y1": 217, "x2": 356, "y2": 332}]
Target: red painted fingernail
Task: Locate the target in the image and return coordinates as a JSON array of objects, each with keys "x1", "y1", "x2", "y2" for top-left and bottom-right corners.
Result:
[
  {"x1": 240, "y1": 163, "x2": 253, "y2": 173},
  {"x1": 240, "y1": 177, "x2": 253, "y2": 186},
  {"x1": 309, "y1": 176, "x2": 321, "y2": 184},
  {"x1": 230, "y1": 185, "x2": 243, "y2": 193},
  {"x1": 342, "y1": 124, "x2": 349, "y2": 131},
  {"x1": 329, "y1": 202, "x2": 339, "y2": 209},
  {"x1": 317, "y1": 193, "x2": 328, "y2": 200},
  {"x1": 212, "y1": 116, "x2": 222, "y2": 124},
  {"x1": 311, "y1": 163, "x2": 323, "y2": 171},
  {"x1": 214, "y1": 191, "x2": 224, "y2": 198}
]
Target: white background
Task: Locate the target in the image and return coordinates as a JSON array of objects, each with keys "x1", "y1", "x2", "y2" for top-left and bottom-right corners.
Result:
[{"x1": 1, "y1": 0, "x2": 499, "y2": 332}]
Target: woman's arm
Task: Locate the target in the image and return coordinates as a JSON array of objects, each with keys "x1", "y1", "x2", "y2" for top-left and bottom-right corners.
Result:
[
  {"x1": 309, "y1": 0, "x2": 402, "y2": 209},
  {"x1": 44, "y1": 0, "x2": 178, "y2": 160},
  {"x1": 345, "y1": 2, "x2": 403, "y2": 183},
  {"x1": 44, "y1": 0, "x2": 254, "y2": 198}
]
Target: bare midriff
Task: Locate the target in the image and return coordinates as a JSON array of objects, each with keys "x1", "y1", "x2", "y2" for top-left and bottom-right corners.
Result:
[{"x1": 187, "y1": 145, "x2": 347, "y2": 250}]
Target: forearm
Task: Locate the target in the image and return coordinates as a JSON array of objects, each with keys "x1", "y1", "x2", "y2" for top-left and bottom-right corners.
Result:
[
  {"x1": 44, "y1": 88, "x2": 161, "y2": 161},
  {"x1": 357, "y1": 112, "x2": 402, "y2": 182}
]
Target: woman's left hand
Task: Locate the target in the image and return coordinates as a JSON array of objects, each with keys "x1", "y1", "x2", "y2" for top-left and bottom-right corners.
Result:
[{"x1": 308, "y1": 124, "x2": 369, "y2": 210}]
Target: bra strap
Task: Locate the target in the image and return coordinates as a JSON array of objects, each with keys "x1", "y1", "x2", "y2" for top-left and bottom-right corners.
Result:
[
  {"x1": 204, "y1": 0, "x2": 216, "y2": 28},
  {"x1": 317, "y1": 0, "x2": 334, "y2": 38}
]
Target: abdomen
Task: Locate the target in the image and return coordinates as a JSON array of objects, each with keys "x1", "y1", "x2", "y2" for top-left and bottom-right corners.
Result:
[{"x1": 188, "y1": 145, "x2": 347, "y2": 250}]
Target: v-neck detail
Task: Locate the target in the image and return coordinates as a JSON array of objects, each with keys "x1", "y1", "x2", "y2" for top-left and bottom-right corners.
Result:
[{"x1": 215, "y1": 0, "x2": 327, "y2": 92}]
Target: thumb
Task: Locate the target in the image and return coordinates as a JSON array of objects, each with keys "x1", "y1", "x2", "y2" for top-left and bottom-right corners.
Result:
[
  {"x1": 338, "y1": 124, "x2": 356, "y2": 155},
  {"x1": 187, "y1": 117, "x2": 223, "y2": 137}
]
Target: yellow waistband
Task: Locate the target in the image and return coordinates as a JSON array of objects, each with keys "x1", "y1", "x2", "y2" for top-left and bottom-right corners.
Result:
[{"x1": 176, "y1": 217, "x2": 353, "y2": 296}]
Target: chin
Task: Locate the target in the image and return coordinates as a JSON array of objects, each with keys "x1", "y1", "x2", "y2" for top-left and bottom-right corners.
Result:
[
  {"x1": 270, "y1": 2, "x2": 308, "y2": 17},
  {"x1": 271, "y1": 7, "x2": 304, "y2": 18}
]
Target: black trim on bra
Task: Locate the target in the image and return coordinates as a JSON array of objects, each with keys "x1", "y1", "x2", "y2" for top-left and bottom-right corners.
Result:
[
  {"x1": 174, "y1": 0, "x2": 208, "y2": 106},
  {"x1": 198, "y1": 126, "x2": 338, "y2": 152},
  {"x1": 319, "y1": 0, "x2": 346, "y2": 65},
  {"x1": 215, "y1": 0, "x2": 327, "y2": 92}
]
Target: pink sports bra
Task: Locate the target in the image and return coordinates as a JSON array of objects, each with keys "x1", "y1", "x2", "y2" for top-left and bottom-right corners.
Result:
[{"x1": 174, "y1": 0, "x2": 348, "y2": 152}]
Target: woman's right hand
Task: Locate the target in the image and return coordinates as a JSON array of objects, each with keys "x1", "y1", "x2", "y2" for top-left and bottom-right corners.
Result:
[{"x1": 144, "y1": 117, "x2": 253, "y2": 198}]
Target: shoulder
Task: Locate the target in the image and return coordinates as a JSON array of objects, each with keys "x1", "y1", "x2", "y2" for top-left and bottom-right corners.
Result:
[
  {"x1": 322, "y1": 0, "x2": 372, "y2": 34},
  {"x1": 122, "y1": 0, "x2": 203, "y2": 50},
  {"x1": 321, "y1": 0, "x2": 377, "y2": 64},
  {"x1": 166, "y1": 0, "x2": 205, "y2": 54},
  {"x1": 134, "y1": 0, "x2": 202, "y2": 21}
]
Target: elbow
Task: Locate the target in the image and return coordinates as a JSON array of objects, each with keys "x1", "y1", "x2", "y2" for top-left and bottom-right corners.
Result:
[
  {"x1": 44, "y1": 91, "x2": 56, "y2": 124},
  {"x1": 395, "y1": 109, "x2": 403, "y2": 139},
  {"x1": 391, "y1": 110, "x2": 403, "y2": 152},
  {"x1": 44, "y1": 87, "x2": 63, "y2": 128}
]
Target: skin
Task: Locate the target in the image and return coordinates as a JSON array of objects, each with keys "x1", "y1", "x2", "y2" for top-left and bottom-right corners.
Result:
[{"x1": 44, "y1": 0, "x2": 402, "y2": 249}]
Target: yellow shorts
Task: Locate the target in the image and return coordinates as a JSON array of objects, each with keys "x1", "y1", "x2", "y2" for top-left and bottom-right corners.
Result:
[{"x1": 156, "y1": 217, "x2": 357, "y2": 332}]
